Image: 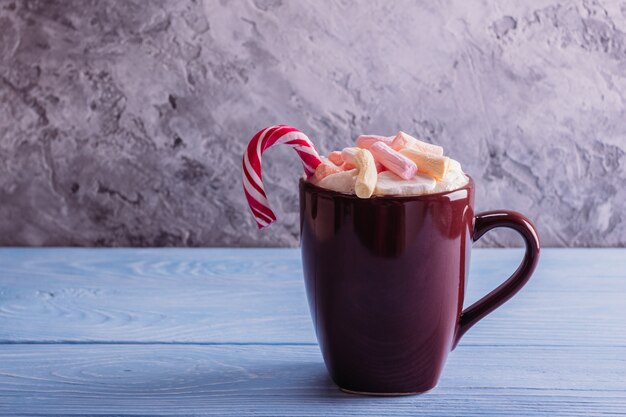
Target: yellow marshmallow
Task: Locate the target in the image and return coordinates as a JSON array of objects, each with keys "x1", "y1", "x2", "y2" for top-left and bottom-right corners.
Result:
[
  {"x1": 317, "y1": 169, "x2": 358, "y2": 194},
  {"x1": 399, "y1": 148, "x2": 450, "y2": 180},
  {"x1": 391, "y1": 131, "x2": 444, "y2": 156},
  {"x1": 341, "y1": 147, "x2": 377, "y2": 198}
]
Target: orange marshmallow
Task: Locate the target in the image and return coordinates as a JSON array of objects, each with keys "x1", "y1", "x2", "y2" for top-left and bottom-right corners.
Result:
[
  {"x1": 314, "y1": 162, "x2": 342, "y2": 181},
  {"x1": 327, "y1": 151, "x2": 344, "y2": 166},
  {"x1": 369, "y1": 142, "x2": 417, "y2": 180},
  {"x1": 391, "y1": 131, "x2": 444, "y2": 156}
]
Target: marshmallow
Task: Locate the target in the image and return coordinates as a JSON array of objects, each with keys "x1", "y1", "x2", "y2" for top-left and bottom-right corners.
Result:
[
  {"x1": 355, "y1": 134, "x2": 394, "y2": 149},
  {"x1": 327, "y1": 151, "x2": 344, "y2": 166},
  {"x1": 341, "y1": 147, "x2": 377, "y2": 198},
  {"x1": 448, "y1": 158, "x2": 462, "y2": 173},
  {"x1": 374, "y1": 171, "x2": 436, "y2": 196},
  {"x1": 314, "y1": 161, "x2": 343, "y2": 181},
  {"x1": 316, "y1": 169, "x2": 358, "y2": 194},
  {"x1": 369, "y1": 142, "x2": 417, "y2": 180},
  {"x1": 310, "y1": 133, "x2": 468, "y2": 197},
  {"x1": 391, "y1": 131, "x2": 444, "y2": 156},
  {"x1": 432, "y1": 158, "x2": 469, "y2": 192},
  {"x1": 341, "y1": 147, "x2": 359, "y2": 162},
  {"x1": 399, "y1": 148, "x2": 450, "y2": 180}
]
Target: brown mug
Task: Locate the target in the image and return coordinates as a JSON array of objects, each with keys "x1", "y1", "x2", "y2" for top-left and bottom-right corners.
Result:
[{"x1": 299, "y1": 176, "x2": 540, "y2": 395}]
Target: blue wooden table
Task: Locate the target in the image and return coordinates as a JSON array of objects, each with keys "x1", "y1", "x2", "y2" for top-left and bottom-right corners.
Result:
[{"x1": 0, "y1": 248, "x2": 624, "y2": 416}]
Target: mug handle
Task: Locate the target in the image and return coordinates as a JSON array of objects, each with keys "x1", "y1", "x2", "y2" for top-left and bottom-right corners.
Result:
[{"x1": 453, "y1": 210, "x2": 540, "y2": 349}]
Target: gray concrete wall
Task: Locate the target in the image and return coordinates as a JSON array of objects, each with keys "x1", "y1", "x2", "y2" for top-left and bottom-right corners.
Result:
[{"x1": 0, "y1": 0, "x2": 625, "y2": 247}]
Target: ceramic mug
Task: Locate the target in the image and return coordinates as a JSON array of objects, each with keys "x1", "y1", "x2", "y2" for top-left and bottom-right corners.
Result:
[{"x1": 299, "y1": 176, "x2": 540, "y2": 395}]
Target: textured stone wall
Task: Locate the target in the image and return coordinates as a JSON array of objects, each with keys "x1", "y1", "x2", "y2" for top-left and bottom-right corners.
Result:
[{"x1": 0, "y1": 0, "x2": 625, "y2": 247}]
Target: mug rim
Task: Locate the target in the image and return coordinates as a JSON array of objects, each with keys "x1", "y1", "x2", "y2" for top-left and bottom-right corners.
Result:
[{"x1": 300, "y1": 175, "x2": 474, "y2": 201}]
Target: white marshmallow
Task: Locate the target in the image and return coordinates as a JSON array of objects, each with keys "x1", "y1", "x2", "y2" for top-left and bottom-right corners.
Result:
[
  {"x1": 448, "y1": 158, "x2": 463, "y2": 173},
  {"x1": 374, "y1": 171, "x2": 436, "y2": 196}
]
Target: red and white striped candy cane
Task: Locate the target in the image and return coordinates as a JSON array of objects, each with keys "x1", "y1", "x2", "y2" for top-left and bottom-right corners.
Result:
[{"x1": 242, "y1": 125, "x2": 323, "y2": 229}]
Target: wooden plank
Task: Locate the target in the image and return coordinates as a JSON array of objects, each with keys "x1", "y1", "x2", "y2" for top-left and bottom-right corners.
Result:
[
  {"x1": 0, "y1": 344, "x2": 624, "y2": 417},
  {"x1": 0, "y1": 249, "x2": 625, "y2": 346}
]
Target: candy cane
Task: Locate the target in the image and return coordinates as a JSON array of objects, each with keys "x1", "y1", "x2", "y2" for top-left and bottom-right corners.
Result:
[{"x1": 242, "y1": 125, "x2": 323, "y2": 229}]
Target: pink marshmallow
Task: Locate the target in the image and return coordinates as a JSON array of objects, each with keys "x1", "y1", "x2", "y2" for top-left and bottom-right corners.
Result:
[
  {"x1": 369, "y1": 142, "x2": 417, "y2": 180},
  {"x1": 355, "y1": 135, "x2": 394, "y2": 150},
  {"x1": 327, "y1": 151, "x2": 344, "y2": 166},
  {"x1": 390, "y1": 131, "x2": 444, "y2": 156}
]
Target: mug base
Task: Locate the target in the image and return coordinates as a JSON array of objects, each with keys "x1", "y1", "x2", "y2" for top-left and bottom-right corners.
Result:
[{"x1": 339, "y1": 384, "x2": 438, "y2": 397}]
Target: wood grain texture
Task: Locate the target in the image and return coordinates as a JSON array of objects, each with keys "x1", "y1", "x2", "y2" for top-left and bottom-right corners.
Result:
[
  {"x1": 0, "y1": 248, "x2": 625, "y2": 416},
  {"x1": 0, "y1": 345, "x2": 624, "y2": 417},
  {"x1": 0, "y1": 249, "x2": 625, "y2": 346}
]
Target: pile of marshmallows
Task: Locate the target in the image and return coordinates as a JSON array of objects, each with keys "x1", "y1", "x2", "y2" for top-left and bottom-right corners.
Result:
[{"x1": 310, "y1": 131, "x2": 467, "y2": 198}]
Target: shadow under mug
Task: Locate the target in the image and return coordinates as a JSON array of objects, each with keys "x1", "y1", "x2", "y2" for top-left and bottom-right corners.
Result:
[{"x1": 299, "y1": 176, "x2": 540, "y2": 395}]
